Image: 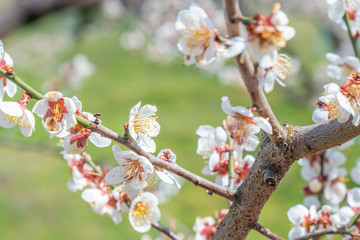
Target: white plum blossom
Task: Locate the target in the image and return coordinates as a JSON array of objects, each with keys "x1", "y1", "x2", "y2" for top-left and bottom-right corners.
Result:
[
  {"x1": 175, "y1": 3, "x2": 216, "y2": 66},
  {"x1": 193, "y1": 216, "x2": 216, "y2": 240},
  {"x1": 0, "y1": 40, "x2": 17, "y2": 103},
  {"x1": 32, "y1": 91, "x2": 77, "y2": 137},
  {"x1": 81, "y1": 187, "x2": 110, "y2": 215},
  {"x1": 105, "y1": 145, "x2": 154, "y2": 199},
  {"x1": 129, "y1": 192, "x2": 160, "y2": 233},
  {"x1": 287, "y1": 204, "x2": 318, "y2": 239},
  {"x1": 323, "y1": 168, "x2": 348, "y2": 207},
  {"x1": 196, "y1": 125, "x2": 217, "y2": 158},
  {"x1": 81, "y1": 186, "x2": 123, "y2": 224},
  {"x1": 260, "y1": 53, "x2": 292, "y2": 93},
  {"x1": 326, "y1": 0, "x2": 360, "y2": 24},
  {"x1": 312, "y1": 83, "x2": 353, "y2": 124},
  {"x1": 221, "y1": 96, "x2": 272, "y2": 150},
  {"x1": 67, "y1": 166, "x2": 88, "y2": 192},
  {"x1": 129, "y1": 101, "x2": 160, "y2": 153},
  {"x1": 247, "y1": 3, "x2": 295, "y2": 68},
  {"x1": 0, "y1": 100, "x2": 35, "y2": 137},
  {"x1": 326, "y1": 53, "x2": 360, "y2": 81},
  {"x1": 59, "y1": 54, "x2": 95, "y2": 90},
  {"x1": 151, "y1": 149, "x2": 181, "y2": 189},
  {"x1": 330, "y1": 206, "x2": 355, "y2": 227},
  {"x1": 63, "y1": 97, "x2": 111, "y2": 154}
]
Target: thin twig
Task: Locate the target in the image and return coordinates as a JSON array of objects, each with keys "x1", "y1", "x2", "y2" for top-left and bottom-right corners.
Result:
[
  {"x1": 294, "y1": 227, "x2": 360, "y2": 240},
  {"x1": 223, "y1": 0, "x2": 286, "y2": 144},
  {"x1": 252, "y1": 222, "x2": 285, "y2": 240},
  {"x1": 344, "y1": 11, "x2": 360, "y2": 58},
  {"x1": 151, "y1": 222, "x2": 182, "y2": 240},
  {"x1": 348, "y1": 211, "x2": 360, "y2": 227},
  {"x1": 89, "y1": 123, "x2": 236, "y2": 201}
]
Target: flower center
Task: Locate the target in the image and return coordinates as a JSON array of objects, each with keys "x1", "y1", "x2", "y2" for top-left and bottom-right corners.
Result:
[
  {"x1": 132, "y1": 201, "x2": 148, "y2": 218},
  {"x1": 186, "y1": 23, "x2": 211, "y2": 50}
]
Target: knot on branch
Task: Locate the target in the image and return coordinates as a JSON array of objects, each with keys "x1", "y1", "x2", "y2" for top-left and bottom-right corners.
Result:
[
  {"x1": 263, "y1": 169, "x2": 277, "y2": 187},
  {"x1": 93, "y1": 113, "x2": 101, "y2": 125}
]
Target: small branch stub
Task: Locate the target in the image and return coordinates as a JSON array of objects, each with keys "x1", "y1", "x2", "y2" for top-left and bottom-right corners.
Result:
[{"x1": 263, "y1": 169, "x2": 277, "y2": 187}]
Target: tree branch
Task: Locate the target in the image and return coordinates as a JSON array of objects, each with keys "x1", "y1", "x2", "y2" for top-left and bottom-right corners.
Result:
[
  {"x1": 291, "y1": 118, "x2": 360, "y2": 159},
  {"x1": 151, "y1": 222, "x2": 182, "y2": 240},
  {"x1": 252, "y1": 222, "x2": 285, "y2": 240},
  {"x1": 223, "y1": 0, "x2": 286, "y2": 144},
  {"x1": 89, "y1": 123, "x2": 236, "y2": 201},
  {"x1": 294, "y1": 227, "x2": 360, "y2": 240}
]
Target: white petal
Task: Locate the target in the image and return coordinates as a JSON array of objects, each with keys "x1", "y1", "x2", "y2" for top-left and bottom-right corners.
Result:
[
  {"x1": 312, "y1": 108, "x2": 329, "y2": 123},
  {"x1": 287, "y1": 204, "x2": 308, "y2": 225},
  {"x1": 88, "y1": 132, "x2": 111, "y2": 147},
  {"x1": 289, "y1": 226, "x2": 306, "y2": 240},
  {"x1": 4, "y1": 80, "x2": 17, "y2": 98},
  {"x1": 214, "y1": 127, "x2": 227, "y2": 146},
  {"x1": 348, "y1": 188, "x2": 360, "y2": 207},
  {"x1": 137, "y1": 136, "x2": 156, "y2": 153},
  {"x1": 20, "y1": 110, "x2": 35, "y2": 137},
  {"x1": 195, "y1": 125, "x2": 215, "y2": 137},
  {"x1": 222, "y1": 37, "x2": 247, "y2": 58},
  {"x1": 253, "y1": 117, "x2": 272, "y2": 134},
  {"x1": 221, "y1": 96, "x2": 234, "y2": 115},
  {"x1": 105, "y1": 166, "x2": 126, "y2": 185}
]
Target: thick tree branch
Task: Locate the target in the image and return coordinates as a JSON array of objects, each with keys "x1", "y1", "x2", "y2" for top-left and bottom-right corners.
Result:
[
  {"x1": 252, "y1": 222, "x2": 285, "y2": 240},
  {"x1": 291, "y1": 118, "x2": 360, "y2": 159},
  {"x1": 151, "y1": 222, "x2": 182, "y2": 240},
  {"x1": 223, "y1": 0, "x2": 286, "y2": 144}
]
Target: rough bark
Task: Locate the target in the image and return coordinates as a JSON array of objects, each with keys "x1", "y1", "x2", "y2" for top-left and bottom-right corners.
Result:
[{"x1": 214, "y1": 134, "x2": 294, "y2": 239}]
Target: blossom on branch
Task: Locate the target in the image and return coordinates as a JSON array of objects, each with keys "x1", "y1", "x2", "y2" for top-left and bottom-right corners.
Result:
[
  {"x1": 312, "y1": 83, "x2": 353, "y2": 124},
  {"x1": 63, "y1": 97, "x2": 111, "y2": 154},
  {"x1": 175, "y1": 3, "x2": 216, "y2": 66},
  {"x1": 221, "y1": 96, "x2": 272, "y2": 150},
  {"x1": 326, "y1": 53, "x2": 360, "y2": 82},
  {"x1": 175, "y1": 3, "x2": 246, "y2": 67},
  {"x1": 105, "y1": 145, "x2": 154, "y2": 199},
  {"x1": 260, "y1": 53, "x2": 292, "y2": 93},
  {"x1": 129, "y1": 101, "x2": 160, "y2": 153},
  {"x1": 0, "y1": 94, "x2": 35, "y2": 137},
  {"x1": 247, "y1": 3, "x2": 295, "y2": 68},
  {"x1": 32, "y1": 91, "x2": 77, "y2": 137},
  {"x1": 149, "y1": 149, "x2": 181, "y2": 189},
  {"x1": 0, "y1": 41, "x2": 17, "y2": 102},
  {"x1": 193, "y1": 209, "x2": 228, "y2": 240},
  {"x1": 129, "y1": 192, "x2": 160, "y2": 233}
]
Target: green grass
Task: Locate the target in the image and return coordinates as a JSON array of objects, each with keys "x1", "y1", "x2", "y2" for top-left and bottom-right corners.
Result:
[{"x1": 0, "y1": 8, "x2": 353, "y2": 240}]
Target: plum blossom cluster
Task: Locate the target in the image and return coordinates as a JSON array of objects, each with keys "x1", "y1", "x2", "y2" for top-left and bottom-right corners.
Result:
[
  {"x1": 193, "y1": 209, "x2": 228, "y2": 240},
  {"x1": 63, "y1": 152, "x2": 162, "y2": 232},
  {"x1": 313, "y1": 73, "x2": 360, "y2": 126},
  {"x1": 298, "y1": 140, "x2": 354, "y2": 208},
  {"x1": 105, "y1": 145, "x2": 180, "y2": 200},
  {"x1": 287, "y1": 188, "x2": 360, "y2": 239},
  {"x1": 63, "y1": 152, "x2": 127, "y2": 224},
  {"x1": 175, "y1": 2, "x2": 295, "y2": 93},
  {"x1": 196, "y1": 96, "x2": 271, "y2": 189}
]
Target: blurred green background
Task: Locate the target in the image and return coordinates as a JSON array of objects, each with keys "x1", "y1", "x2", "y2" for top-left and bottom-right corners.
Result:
[{"x1": 0, "y1": 1, "x2": 358, "y2": 239}]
